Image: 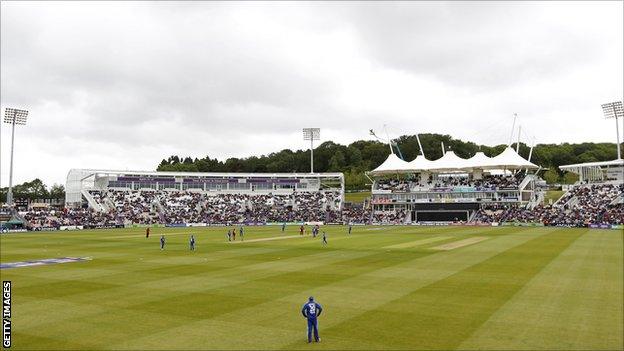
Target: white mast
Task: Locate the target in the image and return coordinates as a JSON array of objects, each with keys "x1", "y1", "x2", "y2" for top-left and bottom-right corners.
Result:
[
  {"x1": 416, "y1": 134, "x2": 425, "y2": 157},
  {"x1": 508, "y1": 113, "x2": 517, "y2": 147},
  {"x1": 516, "y1": 125, "x2": 522, "y2": 153}
]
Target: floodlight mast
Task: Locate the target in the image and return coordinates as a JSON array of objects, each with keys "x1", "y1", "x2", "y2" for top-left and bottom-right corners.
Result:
[
  {"x1": 303, "y1": 128, "x2": 320, "y2": 173},
  {"x1": 601, "y1": 101, "x2": 623, "y2": 160},
  {"x1": 369, "y1": 129, "x2": 393, "y2": 154},
  {"x1": 3, "y1": 108, "x2": 28, "y2": 206}
]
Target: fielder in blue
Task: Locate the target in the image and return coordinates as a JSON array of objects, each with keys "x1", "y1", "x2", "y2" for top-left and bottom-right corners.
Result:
[
  {"x1": 301, "y1": 296, "x2": 323, "y2": 343},
  {"x1": 189, "y1": 235, "x2": 196, "y2": 251}
]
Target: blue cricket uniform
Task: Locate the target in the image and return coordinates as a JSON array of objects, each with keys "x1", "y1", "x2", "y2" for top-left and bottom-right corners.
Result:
[
  {"x1": 160, "y1": 236, "x2": 165, "y2": 250},
  {"x1": 301, "y1": 299, "x2": 323, "y2": 342},
  {"x1": 190, "y1": 236, "x2": 195, "y2": 251}
]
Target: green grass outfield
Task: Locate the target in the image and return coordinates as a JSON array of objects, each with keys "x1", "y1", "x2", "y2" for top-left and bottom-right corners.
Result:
[
  {"x1": 344, "y1": 192, "x2": 371, "y2": 203},
  {"x1": 1, "y1": 225, "x2": 622, "y2": 350}
]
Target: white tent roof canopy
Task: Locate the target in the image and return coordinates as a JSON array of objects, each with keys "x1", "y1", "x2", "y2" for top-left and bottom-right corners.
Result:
[
  {"x1": 406, "y1": 155, "x2": 434, "y2": 171},
  {"x1": 369, "y1": 147, "x2": 538, "y2": 175},
  {"x1": 427, "y1": 151, "x2": 470, "y2": 171},
  {"x1": 370, "y1": 153, "x2": 410, "y2": 174}
]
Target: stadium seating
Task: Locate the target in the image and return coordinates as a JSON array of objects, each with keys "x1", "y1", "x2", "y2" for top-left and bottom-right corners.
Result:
[
  {"x1": 17, "y1": 182, "x2": 624, "y2": 229},
  {"x1": 88, "y1": 190, "x2": 343, "y2": 225},
  {"x1": 473, "y1": 183, "x2": 624, "y2": 226},
  {"x1": 374, "y1": 174, "x2": 522, "y2": 192}
]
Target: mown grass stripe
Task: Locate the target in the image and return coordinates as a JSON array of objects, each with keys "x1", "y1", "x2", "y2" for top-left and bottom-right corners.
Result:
[
  {"x1": 2, "y1": 226, "x2": 619, "y2": 350},
  {"x1": 319, "y1": 229, "x2": 583, "y2": 350},
  {"x1": 383, "y1": 236, "x2": 451, "y2": 249},
  {"x1": 431, "y1": 236, "x2": 488, "y2": 250},
  {"x1": 459, "y1": 229, "x2": 623, "y2": 350}
]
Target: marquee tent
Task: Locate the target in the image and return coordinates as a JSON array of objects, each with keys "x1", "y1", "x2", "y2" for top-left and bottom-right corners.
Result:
[
  {"x1": 485, "y1": 147, "x2": 539, "y2": 170},
  {"x1": 369, "y1": 147, "x2": 538, "y2": 175},
  {"x1": 427, "y1": 151, "x2": 471, "y2": 172},
  {"x1": 406, "y1": 155, "x2": 434, "y2": 171},
  {"x1": 369, "y1": 153, "x2": 409, "y2": 174}
]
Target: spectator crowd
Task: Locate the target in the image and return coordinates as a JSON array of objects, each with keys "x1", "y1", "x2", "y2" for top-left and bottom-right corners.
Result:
[
  {"x1": 473, "y1": 183, "x2": 624, "y2": 227},
  {"x1": 17, "y1": 182, "x2": 624, "y2": 230},
  {"x1": 375, "y1": 174, "x2": 522, "y2": 192}
]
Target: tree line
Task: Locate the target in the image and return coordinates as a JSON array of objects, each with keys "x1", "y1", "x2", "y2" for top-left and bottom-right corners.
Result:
[
  {"x1": 0, "y1": 133, "x2": 617, "y2": 203},
  {"x1": 157, "y1": 133, "x2": 622, "y2": 189},
  {"x1": 1, "y1": 134, "x2": 616, "y2": 204},
  {"x1": 0, "y1": 179, "x2": 65, "y2": 202}
]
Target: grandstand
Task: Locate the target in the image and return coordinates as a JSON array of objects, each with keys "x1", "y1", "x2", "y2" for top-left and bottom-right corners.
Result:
[
  {"x1": 59, "y1": 169, "x2": 345, "y2": 227},
  {"x1": 10, "y1": 152, "x2": 624, "y2": 230},
  {"x1": 559, "y1": 159, "x2": 624, "y2": 183},
  {"x1": 368, "y1": 147, "x2": 541, "y2": 223}
]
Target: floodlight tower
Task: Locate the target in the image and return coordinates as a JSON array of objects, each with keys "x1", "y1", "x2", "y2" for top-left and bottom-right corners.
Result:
[
  {"x1": 601, "y1": 101, "x2": 623, "y2": 159},
  {"x1": 369, "y1": 129, "x2": 393, "y2": 154},
  {"x1": 3, "y1": 108, "x2": 29, "y2": 206},
  {"x1": 303, "y1": 128, "x2": 320, "y2": 173}
]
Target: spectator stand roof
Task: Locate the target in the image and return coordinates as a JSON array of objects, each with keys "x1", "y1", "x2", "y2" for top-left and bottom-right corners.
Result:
[
  {"x1": 65, "y1": 169, "x2": 345, "y2": 207},
  {"x1": 559, "y1": 159, "x2": 624, "y2": 183},
  {"x1": 369, "y1": 147, "x2": 538, "y2": 175},
  {"x1": 406, "y1": 155, "x2": 434, "y2": 171},
  {"x1": 67, "y1": 169, "x2": 344, "y2": 179},
  {"x1": 369, "y1": 153, "x2": 410, "y2": 175}
]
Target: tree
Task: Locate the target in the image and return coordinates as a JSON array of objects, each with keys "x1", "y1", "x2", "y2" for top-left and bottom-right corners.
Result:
[
  {"x1": 49, "y1": 184, "x2": 65, "y2": 199},
  {"x1": 152, "y1": 134, "x2": 620, "y2": 190},
  {"x1": 543, "y1": 169, "x2": 560, "y2": 184},
  {"x1": 347, "y1": 146, "x2": 363, "y2": 167},
  {"x1": 328, "y1": 151, "x2": 346, "y2": 172},
  {"x1": 563, "y1": 171, "x2": 579, "y2": 184}
]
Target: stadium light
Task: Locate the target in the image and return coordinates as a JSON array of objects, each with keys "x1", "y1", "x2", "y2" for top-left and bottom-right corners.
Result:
[
  {"x1": 370, "y1": 128, "x2": 395, "y2": 155},
  {"x1": 3, "y1": 108, "x2": 29, "y2": 206},
  {"x1": 303, "y1": 128, "x2": 320, "y2": 173},
  {"x1": 601, "y1": 101, "x2": 623, "y2": 160}
]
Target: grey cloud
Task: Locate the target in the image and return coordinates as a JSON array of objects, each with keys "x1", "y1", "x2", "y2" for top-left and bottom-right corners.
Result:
[
  {"x1": 340, "y1": 2, "x2": 612, "y2": 87},
  {"x1": 0, "y1": 1, "x2": 622, "y2": 185}
]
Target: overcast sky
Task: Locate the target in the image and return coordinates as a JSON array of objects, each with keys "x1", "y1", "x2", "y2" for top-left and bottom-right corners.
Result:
[{"x1": 1, "y1": 1, "x2": 622, "y2": 186}]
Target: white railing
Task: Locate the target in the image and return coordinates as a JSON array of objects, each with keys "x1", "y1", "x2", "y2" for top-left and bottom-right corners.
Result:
[
  {"x1": 518, "y1": 174, "x2": 533, "y2": 191},
  {"x1": 609, "y1": 195, "x2": 624, "y2": 205},
  {"x1": 82, "y1": 189, "x2": 104, "y2": 212},
  {"x1": 526, "y1": 191, "x2": 544, "y2": 210}
]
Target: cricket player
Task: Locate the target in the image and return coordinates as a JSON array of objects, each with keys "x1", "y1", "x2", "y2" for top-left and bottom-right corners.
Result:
[
  {"x1": 227, "y1": 230, "x2": 231, "y2": 242},
  {"x1": 348, "y1": 224, "x2": 352, "y2": 235},
  {"x1": 282, "y1": 222, "x2": 286, "y2": 232},
  {"x1": 301, "y1": 296, "x2": 323, "y2": 343},
  {"x1": 232, "y1": 228, "x2": 236, "y2": 241},
  {"x1": 160, "y1": 235, "x2": 165, "y2": 250},
  {"x1": 190, "y1": 235, "x2": 196, "y2": 251},
  {"x1": 239, "y1": 225, "x2": 244, "y2": 241},
  {"x1": 322, "y1": 231, "x2": 328, "y2": 245},
  {"x1": 299, "y1": 225, "x2": 304, "y2": 236},
  {"x1": 146, "y1": 227, "x2": 150, "y2": 238}
]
